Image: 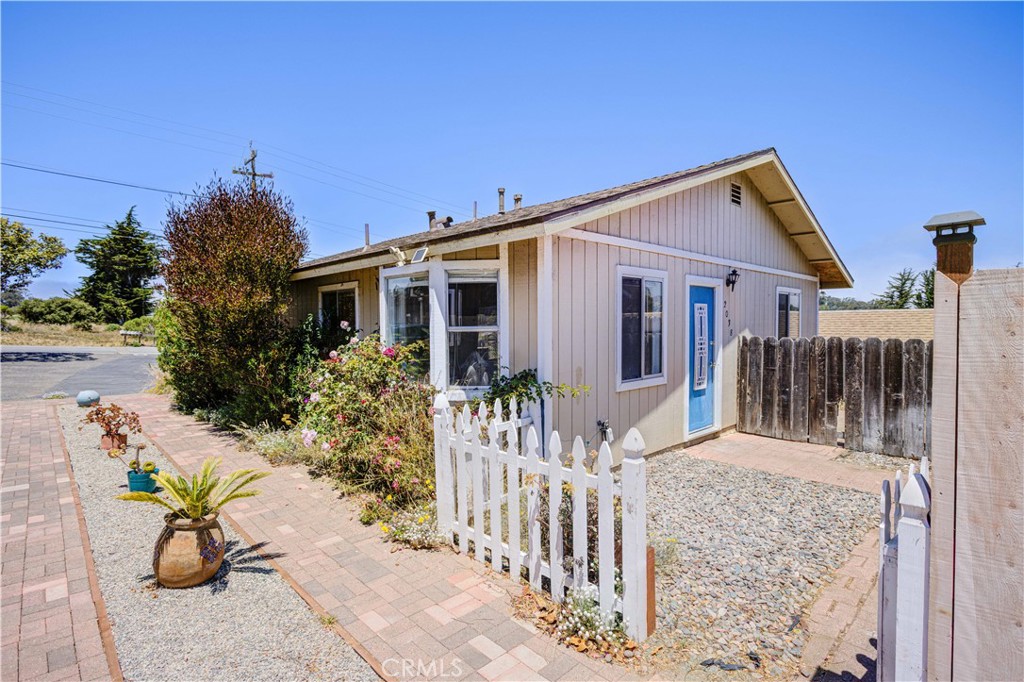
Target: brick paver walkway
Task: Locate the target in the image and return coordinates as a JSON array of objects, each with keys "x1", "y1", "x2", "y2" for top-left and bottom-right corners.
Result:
[
  {"x1": 117, "y1": 394, "x2": 615, "y2": 682},
  {"x1": 1, "y1": 401, "x2": 121, "y2": 682}
]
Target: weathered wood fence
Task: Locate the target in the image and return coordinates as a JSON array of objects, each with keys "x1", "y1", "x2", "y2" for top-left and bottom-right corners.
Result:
[
  {"x1": 877, "y1": 458, "x2": 931, "y2": 682},
  {"x1": 737, "y1": 336, "x2": 933, "y2": 458},
  {"x1": 432, "y1": 395, "x2": 651, "y2": 641}
]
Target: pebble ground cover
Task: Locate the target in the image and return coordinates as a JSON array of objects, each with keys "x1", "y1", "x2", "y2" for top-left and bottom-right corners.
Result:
[
  {"x1": 645, "y1": 451, "x2": 876, "y2": 678},
  {"x1": 59, "y1": 406, "x2": 378, "y2": 682}
]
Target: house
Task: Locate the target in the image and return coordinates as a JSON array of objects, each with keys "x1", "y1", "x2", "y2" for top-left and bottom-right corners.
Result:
[
  {"x1": 819, "y1": 308, "x2": 934, "y2": 340},
  {"x1": 289, "y1": 148, "x2": 853, "y2": 458}
]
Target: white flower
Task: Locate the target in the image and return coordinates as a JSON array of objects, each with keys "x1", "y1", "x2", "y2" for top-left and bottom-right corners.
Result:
[{"x1": 340, "y1": 320, "x2": 350, "y2": 330}]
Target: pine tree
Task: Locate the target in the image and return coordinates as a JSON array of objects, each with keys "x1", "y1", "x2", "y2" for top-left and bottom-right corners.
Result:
[
  {"x1": 913, "y1": 267, "x2": 935, "y2": 309},
  {"x1": 75, "y1": 208, "x2": 161, "y2": 323},
  {"x1": 873, "y1": 268, "x2": 918, "y2": 309}
]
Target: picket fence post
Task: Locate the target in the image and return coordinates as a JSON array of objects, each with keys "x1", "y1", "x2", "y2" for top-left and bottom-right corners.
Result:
[
  {"x1": 456, "y1": 404, "x2": 472, "y2": 555},
  {"x1": 548, "y1": 432, "x2": 566, "y2": 602},
  {"x1": 525, "y1": 426, "x2": 542, "y2": 591},
  {"x1": 894, "y1": 473, "x2": 930, "y2": 682},
  {"x1": 877, "y1": 479, "x2": 897, "y2": 682},
  {"x1": 432, "y1": 393, "x2": 454, "y2": 541},
  {"x1": 621, "y1": 428, "x2": 648, "y2": 641}
]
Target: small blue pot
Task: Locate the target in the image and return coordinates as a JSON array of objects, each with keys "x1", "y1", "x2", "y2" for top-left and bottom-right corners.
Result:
[{"x1": 127, "y1": 468, "x2": 159, "y2": 493}]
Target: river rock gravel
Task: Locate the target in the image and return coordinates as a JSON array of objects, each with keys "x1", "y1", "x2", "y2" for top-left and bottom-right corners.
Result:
[
  {"x1": 644, "y1": 450, "x2": 876, "y2": 678},
  {"x1": 59, "y1": 405, "x2": 379, "y2": 682}
]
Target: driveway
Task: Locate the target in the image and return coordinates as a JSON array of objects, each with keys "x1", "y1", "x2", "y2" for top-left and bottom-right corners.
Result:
[{"x1": 0, "y1": 346, "x2": 158, "y2": 401}]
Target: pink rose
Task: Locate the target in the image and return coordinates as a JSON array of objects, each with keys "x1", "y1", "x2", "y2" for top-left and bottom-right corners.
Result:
[
  {"x1": 329, "y1": 350, "x2": 338, "y2": 360},
  {"x1": 383, "y1": 347, "x2": 396, "y2": 359}
]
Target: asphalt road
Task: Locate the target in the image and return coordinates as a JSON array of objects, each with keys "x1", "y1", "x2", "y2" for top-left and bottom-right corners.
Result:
[{"x1": 1, "y1": 346, "x2": 158, "y2": 401}]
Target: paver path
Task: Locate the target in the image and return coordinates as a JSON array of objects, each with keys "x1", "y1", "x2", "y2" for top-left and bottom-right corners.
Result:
[
  {"x1": 1, "y1": 400, "x2": 121, "y2": 681},
  {"x1": 114, "y1": 394, "x2": 616, "y2": 682}
]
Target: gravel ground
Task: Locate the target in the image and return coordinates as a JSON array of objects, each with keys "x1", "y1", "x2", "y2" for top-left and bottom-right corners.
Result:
[
  {"x1": 644, "y1": 451, "x2": 876, "y2": 679},
  {"x1": 59, "y1": 405, "x2": 379, "y2": 682}
]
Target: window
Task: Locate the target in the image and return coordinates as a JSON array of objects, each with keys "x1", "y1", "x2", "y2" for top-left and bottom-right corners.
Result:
[
  {"x1": 777, "y1": 287, "x2": 801, "y2": 338},
  {"x1": 386, "y1": 274, "x2": 430, "y2": 346},
  {"x1": 618, "y1": 266, "x2": 666, "y2": 389},
  {"x1": 447, "y1": 273, "x2": 499, "y2": 388},
  {"x1": 319, "y1": 283, "x2": 358, "y2": 331}
]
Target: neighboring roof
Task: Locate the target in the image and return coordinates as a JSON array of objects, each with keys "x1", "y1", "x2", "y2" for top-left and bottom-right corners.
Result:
[
  {"x1": 819, "y1": 309, "x2": 934, "y2": 341},
  {"x1": 293, "y1": 147, "x2": 854, "y2": 288}
]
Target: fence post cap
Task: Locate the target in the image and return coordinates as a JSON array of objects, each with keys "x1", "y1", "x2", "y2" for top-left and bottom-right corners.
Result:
[
  {"x1": 623, "y1": 428, "x2": 646, "y2": 458},
  {"x1": 901, "y1": 473, "x2": 931, "y2": 511},
  {"x1": 433, "y1": 393, "x2": 450, "y2": 410}
]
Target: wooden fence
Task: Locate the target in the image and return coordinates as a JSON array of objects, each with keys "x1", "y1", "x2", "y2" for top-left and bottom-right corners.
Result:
[
  {"x1": 737, "y1": 336, "x2": 933, "y2": 458},
  {"x1": 432, "y1": 395, "x2": 651, "y2": 641},
  {"x1": 877, "y1": 458, "x2": 931, "y2": 682}
]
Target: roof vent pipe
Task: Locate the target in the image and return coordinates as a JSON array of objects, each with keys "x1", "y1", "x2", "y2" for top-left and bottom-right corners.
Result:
[
  {"x1": 498, "y1": 188, "x2": 505, "y2": 214},
  {"x1": 427, "y1": 210, "x2": 437, "y2": 230},
  {"x1": 513, "y1": 194, "x2": 522, "y2": 210}
]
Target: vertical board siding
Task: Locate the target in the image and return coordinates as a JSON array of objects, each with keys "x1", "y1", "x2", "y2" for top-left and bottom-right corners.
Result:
[
  {"x1": 738, "y1": 335, "x2": 932, "y2": 458},
  {"x1": 549, "y1": 171, "x2": 821, "y2": 460},
  {"x1": 508, "y1": 239, "x2": 538, "y2": 374}
]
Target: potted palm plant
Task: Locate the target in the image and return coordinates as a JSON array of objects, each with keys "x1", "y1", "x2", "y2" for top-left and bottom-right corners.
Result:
[
  {"x1": 117, "y1": 457, "x2": 270, "y2": 588},
  {"x1": 82, "y1": 403, "x2": 142, "y2": 450},
  {"x1": 108, "y1": 444, "x2": 160, "y2": 493}
]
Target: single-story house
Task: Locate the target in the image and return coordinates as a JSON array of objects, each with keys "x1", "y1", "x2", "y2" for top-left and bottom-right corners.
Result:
[{"x1": 289, "y1": 148, "x2": 853, "y2": 458}]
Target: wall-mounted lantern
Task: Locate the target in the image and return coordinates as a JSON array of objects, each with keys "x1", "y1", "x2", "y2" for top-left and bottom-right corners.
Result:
[{"x1": 726, "y1": 268, "x2": 740, "y2": 291}]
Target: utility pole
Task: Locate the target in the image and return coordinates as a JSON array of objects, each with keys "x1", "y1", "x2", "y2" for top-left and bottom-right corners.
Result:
[{"x1": 232, "y1": 144, "x2": 273, "y2": 193}]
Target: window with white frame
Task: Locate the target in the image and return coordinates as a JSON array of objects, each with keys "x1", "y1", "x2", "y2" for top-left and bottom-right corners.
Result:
[
  {"x1": 319, "y1": 282, "x2": 358, "y2": 331},
  {"x1": 447, "y1": 272, "x2": 499, "y2": 388},
  {"x1": 618, "y1": 266, "x2": 666, "y2": 388},
  {"x1": 386, "y1": 274, "x2": 430, "y2": 346},
  {"x1": 776, "y1": 287, "x2": 801, "y2": 339}
]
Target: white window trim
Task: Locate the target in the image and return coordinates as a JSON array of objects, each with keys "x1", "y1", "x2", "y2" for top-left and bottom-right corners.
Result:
[
  {"x1": 447, "y1": 269, "x2": 500, "y2": 395},
  {"x1": 616, "y1": 264, "x2": 669, "y2": 392},
  {"x1": 776, "y1": 286, "x2": 802, "y2": 339},
  {"x1": 683, "y1": 275, "x2": 724, "y2": 441},
  {"x1": 379, "y1": 254, "x2": 509, "y2": 400},
  {"x1": 317, "y1": 281, "x2": 360, "y2": 331}
]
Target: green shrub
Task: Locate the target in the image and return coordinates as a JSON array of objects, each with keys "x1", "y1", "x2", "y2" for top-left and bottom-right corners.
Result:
[
  {"x1": 294, "y1": 334, "x2": 435, "y2": 518},
  {"x1": 16, "y1": 297, "x2": 99, "y2": 326},
  {"x1": 104, "y1": 323, "x2": 121, "y2": 331},
  {"x1": 122, "y1": 315, "x2": 154, "y2": 333},
  {"x1": 378, "y1": 502, "x2": 446, "y2": 549}
]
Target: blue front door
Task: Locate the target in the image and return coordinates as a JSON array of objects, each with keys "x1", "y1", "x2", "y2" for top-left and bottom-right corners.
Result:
[{"x1": 688, "y1": 285, "x2": 716, "y2": 434}]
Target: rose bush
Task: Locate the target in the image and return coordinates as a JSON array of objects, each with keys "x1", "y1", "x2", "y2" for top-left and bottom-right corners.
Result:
[{"x1": 294, "y1": 334, "x2": 435, "y2": 521}]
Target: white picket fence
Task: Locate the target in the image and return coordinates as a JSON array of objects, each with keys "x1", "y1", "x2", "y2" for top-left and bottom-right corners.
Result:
[
  {"x1": 432, "y1": 394, "x2": 650, "y2": 641},
  {"x1": 877, "y1": 457, "x2": 931, "y2": 682}
]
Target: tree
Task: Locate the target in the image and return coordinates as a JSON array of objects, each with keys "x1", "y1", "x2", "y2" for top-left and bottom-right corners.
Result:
[
  {"x1": 819, "y1": 293, "x2": 879, "y2": 310},
  {"x1": 161, "y1": 175, "x2": 308, "y2": 422},
  {"x1": 873, "y1": 268, "x2": 918, "y2": 309},
  {"x1": 0, "y1": 218, "x2": 68, "y2": 297},
  {"x1": 75, "y1": 208, "x2": 161, "y2": 323},
  {"x1": 913, "y1": 266, "x2": 935, "y2": 309}
]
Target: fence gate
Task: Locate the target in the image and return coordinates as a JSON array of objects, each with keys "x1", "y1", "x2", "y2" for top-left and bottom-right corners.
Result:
[
  {"x1": 737, "y1": 336, "x2": 932, "y2": 458},
  {"x1": 432, "y1": 395, "x2": 651, "y2": 641}
]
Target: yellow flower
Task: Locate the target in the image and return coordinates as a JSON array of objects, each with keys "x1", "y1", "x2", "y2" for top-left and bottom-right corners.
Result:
[
  {"x1": 379, "y1": 524, "x2": 390, "y2": 533},
  {"x1": 417, "y1": 516, "x2": 426, "y2": 524},
  {"x1": 385, "y1": 494, "x2": 393, "y2": 502}
]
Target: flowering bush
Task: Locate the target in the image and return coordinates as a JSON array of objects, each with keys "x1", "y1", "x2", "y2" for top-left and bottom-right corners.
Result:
[
  {"x1": 82, "y1": 403, "x2": 142, "y2": 438},
  {"x1": 556, "y1": 584, "x2": 627, "y2": 650},
  {"x1": 294, "y1": 334, "x2": 435, "y2": 519},
  {"x1": 378, "y1": 502, "x2": 446, "y2": 549}
]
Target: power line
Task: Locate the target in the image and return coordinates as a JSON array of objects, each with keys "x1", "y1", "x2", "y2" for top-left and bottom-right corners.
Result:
[
  {"x1": 3, "y1": 81, "x2": 473, "y2": 215},
  {"x1": 2, "y1": 161, "x2": 196, "y2": 196},
  {"x1": 1, "y1": 206, "x2": 109, "y2": 225},
  {"x1": 1, "y1": 213, "x2": 164, "y2": 239}
]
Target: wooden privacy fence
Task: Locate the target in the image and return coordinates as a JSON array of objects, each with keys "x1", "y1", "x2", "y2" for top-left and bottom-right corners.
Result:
[
  {"x1": 877, "y1": 458, "x2": 931, "y2": 682},
  {"x1": 432, "y1": 395, "x2": 651, "y2": 641},
  {"x1": 737, "y1": 336, "x2": 933, "y2": 458}
]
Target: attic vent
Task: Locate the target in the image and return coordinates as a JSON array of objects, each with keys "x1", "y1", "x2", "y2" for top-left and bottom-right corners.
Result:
[{"x1": 730, "y1": 182, "x2": 742, "y2": 206}]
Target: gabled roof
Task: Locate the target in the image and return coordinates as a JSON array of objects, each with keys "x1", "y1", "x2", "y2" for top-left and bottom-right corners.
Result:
[{"x1": 293, "y1": 148, "x2": 854, "y2": 288}]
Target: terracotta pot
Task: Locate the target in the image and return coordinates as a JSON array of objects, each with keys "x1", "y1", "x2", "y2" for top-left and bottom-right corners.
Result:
[
  {"x1": 100, "y1": 433, "x2": 128, "y2": 451},
  {"x1": 153, "y1": 512, "x2": 225, "y2": 588}
]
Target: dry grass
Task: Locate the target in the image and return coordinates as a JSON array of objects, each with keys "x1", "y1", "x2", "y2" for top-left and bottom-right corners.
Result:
[{"x1": 1, "y1": 321, "x2": 134, "y2": 347}]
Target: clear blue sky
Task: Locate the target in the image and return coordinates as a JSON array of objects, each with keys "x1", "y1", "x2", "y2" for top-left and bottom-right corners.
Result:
[{"x1": 3, "y1": 2, "x2": 1022, "y2": 301}]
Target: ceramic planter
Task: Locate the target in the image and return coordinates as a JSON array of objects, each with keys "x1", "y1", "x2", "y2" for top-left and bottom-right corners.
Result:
[
  {"x1": 100, "y1": 433, "x2": 128, "y2": 451},
  {"x1": 127, "y1": 468, "x2": 159, "y2": 493},
  {"x1": 153, "y1": 512, "x2": 225, "y2": 588}
]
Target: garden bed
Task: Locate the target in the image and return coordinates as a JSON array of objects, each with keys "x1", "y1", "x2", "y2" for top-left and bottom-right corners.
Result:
[
  {"x1": 58, "y1": 405, "x2": 377, "y2": 681},
  {"x1": 644, "y1": 452, "x2": 876, "y2": 678}
]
